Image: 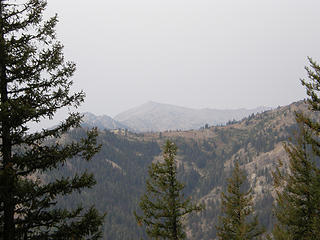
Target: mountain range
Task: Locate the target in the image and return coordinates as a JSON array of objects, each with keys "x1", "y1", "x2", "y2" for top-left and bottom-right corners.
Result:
[
  {"x1": 83, "y1": 101, "x2": 271, "y2": 132},
  {"x1": 82, "y1": 112, "x2": 131, "y2": 131},
  {"x1": 48, "y1": 100, "x2": 312, "y2": 239}
]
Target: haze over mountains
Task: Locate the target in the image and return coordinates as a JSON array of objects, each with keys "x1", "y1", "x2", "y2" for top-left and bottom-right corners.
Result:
[
  {"x1": 56, "y1": 100, "x2": 310, "y2": 239},
  {"x1": 83, "y1": 101, "x2": 271, "y2": 132},
  {"x1": 82, "y1": 112, "x2": 131, "y2": 131}
]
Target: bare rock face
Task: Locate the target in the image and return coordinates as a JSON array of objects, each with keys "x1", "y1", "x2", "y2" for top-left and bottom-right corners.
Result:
[{"x1": 114, "y1": 101, "x2": 270, "y2": 132}]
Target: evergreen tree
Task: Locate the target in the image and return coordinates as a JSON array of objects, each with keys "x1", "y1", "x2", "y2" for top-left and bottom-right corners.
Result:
[
  {"x1": 0, "y1": 0, "x2": 104, "y2": 239},
  {"x1": 273, "y1": 58, "x2": 320, "y2": 239},
  {"x1": 273, "y1": 125, "x2": 319, "y2": 240},
  {"x1": 216, "y1": 161, "x2": 265, "y2": 240},
  {"x1": 135, "y1": 140, "x2": 203, "y2": 240}
]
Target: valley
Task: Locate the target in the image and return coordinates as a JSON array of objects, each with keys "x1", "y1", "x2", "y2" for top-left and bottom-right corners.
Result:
[{"x1": 48, "y1": 100, "x2": 310, "y2": 239}]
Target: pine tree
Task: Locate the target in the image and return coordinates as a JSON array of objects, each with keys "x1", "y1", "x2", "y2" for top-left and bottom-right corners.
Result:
[
  {"x1": 273, "y1": 58, "x2": 320, "y2": 239},
  {"x1": 273, "y1": 124, "x2": 319, "y2": 240},
  {"x1": 216, "y1": 161, "x2": 265, "y2": 240},
  {"x1": 135, "y1": 140, "x2": 203, "y2": 240},
  {"x1": 0, "y1": 0, "x2": 104, "y2": 239}
]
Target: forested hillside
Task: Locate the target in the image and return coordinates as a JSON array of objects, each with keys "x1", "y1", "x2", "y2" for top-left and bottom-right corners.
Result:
[{"x1": 45, "y1": 100, "x2": 312, "y2": 239}]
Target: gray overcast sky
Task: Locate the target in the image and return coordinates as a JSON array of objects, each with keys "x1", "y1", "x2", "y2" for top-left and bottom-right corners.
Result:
[{"x1": 46, "y1": 0, "x2": 320, "y2": 117}]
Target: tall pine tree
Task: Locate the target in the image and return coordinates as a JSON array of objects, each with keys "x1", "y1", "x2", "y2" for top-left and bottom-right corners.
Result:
[
  {"x1": 135, "y1": 140, "x2": 203, "y2": 240},
  {"x1": 273, "y1": 124, "x2": 319, "y2": 239},
  {"x1": 216, "y1": 161, "x2": 265, "y2": 240},
  {"x1": 273, "y1": 58, "x2": 320, "y2": 239},
  {"x1": 0, "y1": 0, "x2": 104, "y2": 239}
]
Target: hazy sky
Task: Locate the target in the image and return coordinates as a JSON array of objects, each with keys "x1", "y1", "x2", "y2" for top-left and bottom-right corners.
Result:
[{"x1": 46, "y1": 0, "x2": 320, "y2": 117}]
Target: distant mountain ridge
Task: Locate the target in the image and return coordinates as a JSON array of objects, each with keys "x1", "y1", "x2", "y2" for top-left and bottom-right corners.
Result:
[
  {"x1": 82, "y1": 102, "x2": 271, "y2": 132},
  {"x1": 82, "y1": 112, "x2": 130, "y2": 130},
  {"x1": 113, "y1": 101, "x2": 271, "y2": 132}
]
